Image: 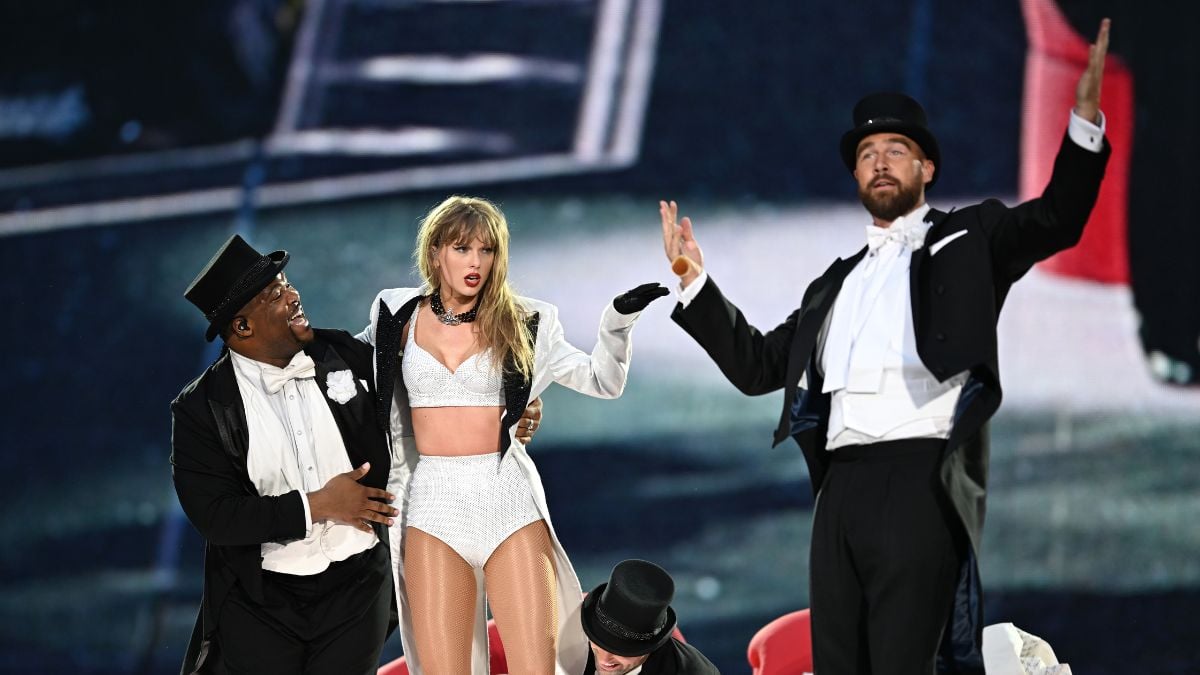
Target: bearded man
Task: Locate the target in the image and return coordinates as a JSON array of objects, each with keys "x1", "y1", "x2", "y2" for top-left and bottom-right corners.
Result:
[{"x1": 659, "y1": 20, "x2": 1112, "y2": 675}]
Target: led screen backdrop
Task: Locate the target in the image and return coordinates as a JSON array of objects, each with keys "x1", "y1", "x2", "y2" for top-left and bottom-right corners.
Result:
[{"x1": 1, "y1": 1, "x2": 1197, "y2": 673}]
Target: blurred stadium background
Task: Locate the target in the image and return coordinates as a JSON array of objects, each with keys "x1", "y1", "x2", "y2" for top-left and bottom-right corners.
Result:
[{"x1": 1, "y1": 0, "x2": 1198, "y2": 673}]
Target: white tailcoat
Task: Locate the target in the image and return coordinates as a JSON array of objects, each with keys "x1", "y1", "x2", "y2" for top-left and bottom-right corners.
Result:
[{"x1": 359, "y1": 287, "x2": 641, "y2": 675}]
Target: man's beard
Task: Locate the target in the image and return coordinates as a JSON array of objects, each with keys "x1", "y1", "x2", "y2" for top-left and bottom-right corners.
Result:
[{"x1": 859, "y1": 176, "x2": 922, "y2": 223}]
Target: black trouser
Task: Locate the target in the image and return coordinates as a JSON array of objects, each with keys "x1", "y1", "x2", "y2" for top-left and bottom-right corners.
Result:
[
  {"x1": 810, "y1": 439, "x2": 963, "y2": 675},
  {"x1": 215, "y1": 542, "x2": 392, "y2": 675}
]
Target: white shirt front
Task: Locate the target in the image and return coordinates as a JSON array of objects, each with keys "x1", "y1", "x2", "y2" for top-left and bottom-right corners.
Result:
[
  {"x1": 230, "y1": 350, "x2": 377, "y2": 575},
  {"x1": 819, "y1": 202, "x2": 968, "y2": 448}
]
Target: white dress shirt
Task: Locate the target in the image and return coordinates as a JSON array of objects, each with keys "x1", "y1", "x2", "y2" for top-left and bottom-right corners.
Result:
[
  {"x1": 819, "y1": 202, "x2": 968, "y2": 448},
  {"x1": 230, "y1": 350, "x2": 378, "y2": 575},
  {"x1": 678, "y1": 110, "x2": 1106, "y2": 450}
]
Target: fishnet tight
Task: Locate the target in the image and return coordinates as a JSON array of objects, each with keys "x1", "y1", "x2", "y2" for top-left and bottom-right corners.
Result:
[{"x1": 406, "y1": 520, "x2": 558, "y2": 675}]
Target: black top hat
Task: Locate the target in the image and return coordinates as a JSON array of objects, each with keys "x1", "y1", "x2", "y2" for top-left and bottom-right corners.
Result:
[
  {"x1": 581, "y1": 559, "x2": 678, "y2": 657},
  {"x1": 839, "y1": 92, "x2": 941, "y2": 188},
  {"x1": 184, "y1": 234, "x2": 290, "y2": 341}
]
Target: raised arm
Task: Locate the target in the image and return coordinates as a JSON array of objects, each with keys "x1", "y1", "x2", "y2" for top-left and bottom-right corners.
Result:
[
  {"x1": 542, "y1": 284, "x2": 667, "y2": 398},
  {"x1": 985, "y1": 18, "x2": 1112, "y2": 281},
  {"x1": 672, "y1": 275, "x2": 800, "y2": 396}
]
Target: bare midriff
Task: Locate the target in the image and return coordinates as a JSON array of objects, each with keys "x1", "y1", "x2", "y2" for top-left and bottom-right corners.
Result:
[{"x1": 411, "y1": 406, "x2": 505, "y2": 456}]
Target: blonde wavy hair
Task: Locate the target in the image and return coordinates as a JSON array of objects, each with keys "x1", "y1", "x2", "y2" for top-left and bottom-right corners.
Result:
[{"x1": 414, "y1": 195, "x2": 534, "y2": 381}]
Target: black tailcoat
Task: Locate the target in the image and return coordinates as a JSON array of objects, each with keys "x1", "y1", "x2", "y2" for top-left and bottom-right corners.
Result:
[
  {"x1": 672, "y1": 132, "x2": 1109, "y2": 671},
  {"x1": 170, "y1": 329, "x2": 391, "y2": 674}
]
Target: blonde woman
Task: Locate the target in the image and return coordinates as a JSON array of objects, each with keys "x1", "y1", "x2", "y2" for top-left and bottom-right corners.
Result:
[{"x1": 358, "y1": 196, "x2": 666, "y2": 674}]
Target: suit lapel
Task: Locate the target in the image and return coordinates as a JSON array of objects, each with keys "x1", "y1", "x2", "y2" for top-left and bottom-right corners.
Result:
[
  {"x1": 910, "y1": 207, "x2": 951, "y2": 323},
  {"x1": 788, "y1": 252, "x2": 863, "y2": 379},
  {"x1": 499, "y1": 312, "x2": 541, "y2": 453},
  {"x1": 205, "y1": 351, "x2": 254, "y2": 490},
  {"x1": 774, "y1": 250, "x2": 866, "y2": 444},
  {"x1": 305, "y1": 337, "x2": 374, "y2": 470},
  {"x1": 374, "y1": 295, "x2": 423, "y2": 431}
]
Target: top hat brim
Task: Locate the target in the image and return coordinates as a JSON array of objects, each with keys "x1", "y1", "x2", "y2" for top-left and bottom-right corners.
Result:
[
  {"x1": 202, "y1": 250, "x2": 290, "y2": 341},
  {"x1": 839, "y1": 122, "x2": 941, "y2": 189},
  {"x1": 581, "y1": 582, "x2": 678, "y2": 657}
]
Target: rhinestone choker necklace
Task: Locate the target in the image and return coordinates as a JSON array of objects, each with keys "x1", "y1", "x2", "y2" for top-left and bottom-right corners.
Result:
[{"x1": 430, "y1": 292, "x2": 479, "y2": 326}]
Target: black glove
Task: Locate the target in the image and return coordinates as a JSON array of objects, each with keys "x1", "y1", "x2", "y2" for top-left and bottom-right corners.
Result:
[{"x1": 613, "y1": 282, "x2": 670, "y2": 315}]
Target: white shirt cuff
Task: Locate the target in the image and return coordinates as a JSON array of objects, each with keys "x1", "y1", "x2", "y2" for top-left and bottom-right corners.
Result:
[
  {"x1": 676, "y1": 270, "x2": 709, "y2": 309},
  {"x1": 298, "y1": 490, "x2": 314, "y2": 538},
  {"x1": 1068, "y1": 108, "x2": 1106, "y2": 153}
]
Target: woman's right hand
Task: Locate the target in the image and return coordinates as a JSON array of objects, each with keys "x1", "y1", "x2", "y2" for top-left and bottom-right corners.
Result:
[{"x1": 660, "y1": 200, "x2": 704, "y2": 287}]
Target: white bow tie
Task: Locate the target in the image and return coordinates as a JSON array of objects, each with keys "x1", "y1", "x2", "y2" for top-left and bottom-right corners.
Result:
[
  {"x1": 262, "y1": 353, "x2": 317, "y2": 394},
  {"x1": 866, "y1": 223, "x2": 926, "y2": 252}
]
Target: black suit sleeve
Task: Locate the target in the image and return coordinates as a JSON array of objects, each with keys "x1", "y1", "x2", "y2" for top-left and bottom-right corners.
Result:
[
  {"x1": 671, "y1": 276, "x2": 800, "y2": 396},
  {"x1": 981, "y1": 130, "x2": 1111, "y2": 283},
  {"x1": 170, "y1": 393, "x2": 307, "y2": 547}
]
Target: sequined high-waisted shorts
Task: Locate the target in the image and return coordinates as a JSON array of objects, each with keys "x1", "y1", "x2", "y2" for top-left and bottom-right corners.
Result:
[{"x1": 407, "y1": 452, "x2": 542, "y2": 569}]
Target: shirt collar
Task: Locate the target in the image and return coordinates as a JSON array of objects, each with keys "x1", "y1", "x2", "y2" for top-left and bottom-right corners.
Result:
[
  {"x1": 864, "y1": 202, "x2": 932, "y2": 250},
  {"x1": 230, "y1": 349, "x2": 313, "y2": 387}
]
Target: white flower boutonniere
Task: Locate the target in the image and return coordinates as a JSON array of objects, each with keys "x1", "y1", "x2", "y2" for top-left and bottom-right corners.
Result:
[{"x1": 326, "y1": 370, "x2": 358, "y2": 404}]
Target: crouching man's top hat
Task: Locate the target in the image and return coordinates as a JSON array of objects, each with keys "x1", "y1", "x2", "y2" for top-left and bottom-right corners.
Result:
[
  {"x1": 840, "y1": 91, "x2": 941, "y2": 188},
  {"x1": 184, "y1": 234, "x2": 290, "y2": 341},
  {"x1": 582, "y1": 559, "x2": 679, "y2": 657}
]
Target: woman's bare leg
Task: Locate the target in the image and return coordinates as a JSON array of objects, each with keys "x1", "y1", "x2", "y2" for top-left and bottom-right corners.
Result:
[
  {"x1": 483, "y1": 520, "x2": 559, "y2": 675},
  {"x1": 405, "y1": 527, "x2": 478, "y2": 675}
]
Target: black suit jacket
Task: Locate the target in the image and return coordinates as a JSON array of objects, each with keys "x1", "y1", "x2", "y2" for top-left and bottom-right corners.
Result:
[
  {"x1": 585, "y1": 638, "x2": 721, "y2": 675},
  {"x1": 170, "y1": 329, "x2": 391, "y2": 674},
  {"x1": 672, "y1": 131, "x2": 1110, "y2": 672}
]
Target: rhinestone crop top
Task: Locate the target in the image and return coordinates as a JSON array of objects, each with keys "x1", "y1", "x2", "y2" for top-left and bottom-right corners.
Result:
[{"x1": 401, "y1": 306, "x2": 505, "y2": 408}]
